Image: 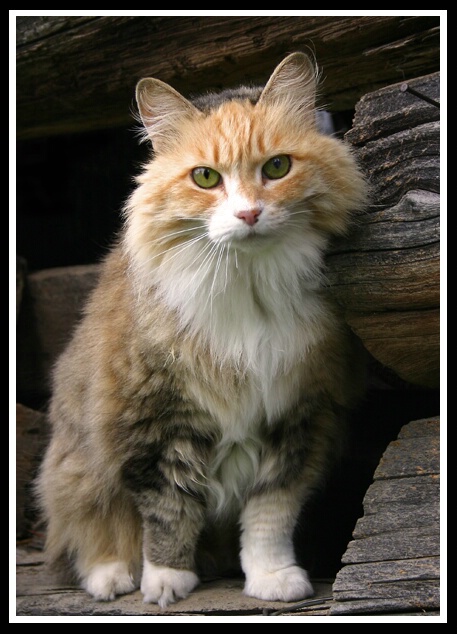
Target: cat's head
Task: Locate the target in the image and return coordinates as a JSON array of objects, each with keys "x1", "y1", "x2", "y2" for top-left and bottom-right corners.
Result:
[{"x1": 126, "y1": 52, "x2": 367, "y2": 270}]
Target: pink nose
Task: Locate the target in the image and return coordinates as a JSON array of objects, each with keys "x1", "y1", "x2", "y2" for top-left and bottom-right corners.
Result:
[{"x1": 235, "y1": 208, "x2": 262, "y2": 226}]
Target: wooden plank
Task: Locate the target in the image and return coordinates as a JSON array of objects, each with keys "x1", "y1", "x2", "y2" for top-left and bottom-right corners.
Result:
[
  {"x1": 396, "y1": 416, "x2": 440, "y2": 438},
  {"x1": 16, "y1": 547, "x2": 333, "y2": 616},
  {"x1": 332, "y1": 605, "x2": 440, "y2": 616},
  {"x1": 375, "y1": 437, "x2": 440, "y2": 479},
  {"x1": 333, "y1": 563, "x2": 441, "y2": 614},
  {"x1": 362, "y1": 474, "x2": 440, "y2": 511},
  {"x1": 16, "y1": 15, "x2": 440, "y2": 139},
  {"x1": 332, "y1": 557, "x2": 439, "y2": 599},
  {"x1": 352, "y1": 503, "x2": 439, "y2": 538},
  {"x1": 341, "y1": 527, "x2": 439, "y2": 563},
  {"x1": 331, "y1": 603, "x2": 440, "y2": 616}
]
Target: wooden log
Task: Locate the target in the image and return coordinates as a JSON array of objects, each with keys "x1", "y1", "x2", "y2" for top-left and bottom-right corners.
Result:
[
  {"x1": 16, "y1": 15, "x2": 440, "y2": 139},
  {"x1": 327, "y1": 73, "x2": 440, "y2": 388}
]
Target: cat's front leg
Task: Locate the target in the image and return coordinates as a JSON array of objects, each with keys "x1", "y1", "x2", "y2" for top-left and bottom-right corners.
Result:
[
  {"x1": 138, "y1": 495, "x2": 203, "y2": 607},
  {"x1": 121, "y1": 433, "x2": 209, "y2": 607},
  {"x1": 240, "y1": 489, "x2": 313, "y2": 602}
]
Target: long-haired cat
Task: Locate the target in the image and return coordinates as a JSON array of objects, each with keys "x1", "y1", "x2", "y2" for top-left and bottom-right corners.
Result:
[{"x1": 35, "y1": 52, "x2": 367, "y2": 608}]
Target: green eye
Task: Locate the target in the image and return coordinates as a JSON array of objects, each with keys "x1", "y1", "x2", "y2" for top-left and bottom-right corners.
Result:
[
  {"x1": 262, "y1": 155, "x2": 291, "y2": 180},
  {"x1": 191, "y1": 166, "x2": 221, "y2": 189}
]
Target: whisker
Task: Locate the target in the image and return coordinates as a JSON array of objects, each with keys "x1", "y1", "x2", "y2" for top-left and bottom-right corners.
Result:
[
  {"x1": 182, "y1": 239, "x2": 216, "y2": 288},
  {"x1": 179, "y1": 216, "x2": 210, "y2": 222},
  {"x1": 180, "y1": 240, "x2": 221, "y2": 309},
  {"x1": 156, "y1": 224, "x2": 204, "y2": 240},
  {"x1": 209, "y1": 243, "x2": 226, "y2": 313},
  {"x1": 224, "y1": 241, "x2": 232, "y2": 291},
  {"x1": 189, "y1": 242, "x2": 223, "y2": 315},
  {"x1": 143, "y1": 233, "x2": 207, "y2": 266},
  {"x1": 144, "y1": 224, "x2": 204, "y2": 248},
  {"x1": 288, "y1": 209, "x2": 311, "y2": 217}
]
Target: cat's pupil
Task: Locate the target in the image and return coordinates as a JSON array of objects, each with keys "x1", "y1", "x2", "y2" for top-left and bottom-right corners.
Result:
[
  {"x1": 203, "y1": 168, "x2": 210, "y2": 180},
  {"x1": 272, "y1": 158, "x2": 282, "y2": 169}
]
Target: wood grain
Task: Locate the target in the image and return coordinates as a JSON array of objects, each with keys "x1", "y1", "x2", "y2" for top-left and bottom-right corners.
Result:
[{"x1": 327, "y1": 73, "x2": 440, "y2": 387}]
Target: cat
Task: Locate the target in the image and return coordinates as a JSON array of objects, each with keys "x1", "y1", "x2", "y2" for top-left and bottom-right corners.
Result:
[{"x1": 34, "y1": 52, "x2": 368, "y2": 608}]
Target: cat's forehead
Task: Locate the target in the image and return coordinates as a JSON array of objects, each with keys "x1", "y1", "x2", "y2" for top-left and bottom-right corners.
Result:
[
  {"x1": 187, "y1": 99, "x2": 274, "y2": 166},
  {"x1": 174, "y1": 95, "x2": 305, "y2": 168},
  {"x1": 190, "y1": 86, "x2": 263, "y2": 113}
]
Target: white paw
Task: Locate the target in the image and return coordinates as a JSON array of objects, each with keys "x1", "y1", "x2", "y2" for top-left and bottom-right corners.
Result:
[
  {"x1": 83, "y1": 561, "x2": 137, "y2": 601},
  {"x1": 244, "y1": 565, "x2": 314, "y2": 602},
  {"x1": 141, "y1": 560, "x2": 199, "y2": 608}
]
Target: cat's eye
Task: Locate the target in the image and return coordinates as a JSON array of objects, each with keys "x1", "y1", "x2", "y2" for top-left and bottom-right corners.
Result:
[
  {"x1": 191, "y1": 166, "x2": 222, "y2": 189},
  {"x1": 262, "y1": 155, "x2": 291, "y2": 180}
]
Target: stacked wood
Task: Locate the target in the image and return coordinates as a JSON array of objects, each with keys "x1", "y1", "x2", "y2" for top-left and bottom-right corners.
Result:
[
  {"x1": 327, "y1": 72, "x2": 440, "y2": 388},
  {"x1": 16, "y1": 15, "x2": 440, "y2": 139},
  {"x1": 330, "y1": 417, "x2": 440, "y2": 615}
]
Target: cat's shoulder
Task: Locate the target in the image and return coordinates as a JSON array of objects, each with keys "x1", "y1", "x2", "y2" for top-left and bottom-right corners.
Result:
[{"x1": 81, "y1": 243, "x2": 133, "y2": 317}]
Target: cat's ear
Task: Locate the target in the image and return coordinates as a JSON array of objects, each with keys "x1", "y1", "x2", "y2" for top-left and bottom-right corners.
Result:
[
  {"x1": 136, "y1": 78, "x2": 199, "y2": 151},
  {"x1": 258, "y1": 52, "x2": 318, "y2": 126}
]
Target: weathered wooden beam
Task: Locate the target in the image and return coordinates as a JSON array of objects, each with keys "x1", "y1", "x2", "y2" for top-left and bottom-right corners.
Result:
[{"x1": 16, "y1": 15, "x2": 440, "y2": 139}]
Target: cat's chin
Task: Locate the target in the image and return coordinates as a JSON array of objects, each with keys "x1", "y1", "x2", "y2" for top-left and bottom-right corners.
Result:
[{"x1": 220, "y1": 232, "x2": 277, "y2": 253}]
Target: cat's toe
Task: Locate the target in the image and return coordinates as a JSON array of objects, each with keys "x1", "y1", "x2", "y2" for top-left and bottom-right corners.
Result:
[
  {"x1": 141, "y1": 560, "x2": 199, "y2": 607},
  {"x1": 83, "y1": 561, "x2": 137, "y2": 601},
  {"x1": 244, "y1": 565, "x2": 313, "y2": 602}
]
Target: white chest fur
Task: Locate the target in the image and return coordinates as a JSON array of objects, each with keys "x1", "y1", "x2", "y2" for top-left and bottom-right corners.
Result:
[{"x1": 155, "y1": 229, "x2": 328, "y2": 377}]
